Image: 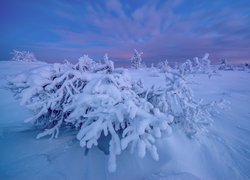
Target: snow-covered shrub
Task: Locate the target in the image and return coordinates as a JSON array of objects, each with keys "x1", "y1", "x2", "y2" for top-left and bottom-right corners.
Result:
[
  {"x1": 8, "y1": 55, "x2": 222, "y2": 172},
  {"x1": 179, "y1": 53, "x2": 212, "y2": 77},
  {"x1": 147, "y1": 70, "x2": 222, "y2": 136},
  {"x1": 179, "y1": 59, "x2": 193, "y2": 75},
  {"x1": 75, "y1": 55, "x2": 96, "y2": 72},
  {"x1": 236, "y1": 64, "x2": 246, "y2": 71},
  {"x1": 67, "y1": 74, "x2": 174, "y2": 171},
  {"x1": 193, "y1": 54, "x2": 209, "y2": 73},
  {"x1": 218, "y1": 58, "x2": 234, "y2": 71},
  {"x1": 157, "y1": 60, "x2": 171, "y2": 73},
  {"x1": 219, "y1": 58, "x2": 228, "y2": 70},
  {"x1": 131, "y1": 49, "x2": 143, "y2": 69},
  {"x1": 102, "y1": 53, "x2": 114, "y2": 73},
  {"x1": 197, "y1": 53, "x2": 211, "y2": 74},
  {"x1": 11, "y1": 50, "x2": 38, "y2": 62},
  {"x1": 8, "y1": 62, "x2": 89, "y2": 134},
  {"x1": 8, "y1": 60, "x2": 172, "y2": 172},
  {"x1": 75, "y1": 54, "x2": 114, "y2": 74}
]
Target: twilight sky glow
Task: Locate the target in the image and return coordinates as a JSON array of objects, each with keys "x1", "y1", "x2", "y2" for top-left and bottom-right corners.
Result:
[{"x1": 1, "y1": 0, "x2": 250, "y2": 65}]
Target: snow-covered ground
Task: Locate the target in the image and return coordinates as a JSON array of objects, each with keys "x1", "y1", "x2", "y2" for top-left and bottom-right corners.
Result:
[{"x1": 0, "y1": 61, "x2": 250, "y2": 180}]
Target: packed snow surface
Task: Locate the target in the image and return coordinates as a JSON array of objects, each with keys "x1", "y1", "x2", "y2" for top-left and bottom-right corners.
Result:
[{"x1": 0, "y1": 61, "x2": 250, "y2": 179}]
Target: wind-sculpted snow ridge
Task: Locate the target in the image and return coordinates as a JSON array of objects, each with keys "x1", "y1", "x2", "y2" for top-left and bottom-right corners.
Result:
[{"x1": 7, "y1": 54, "x2": 225, "y2": 172}]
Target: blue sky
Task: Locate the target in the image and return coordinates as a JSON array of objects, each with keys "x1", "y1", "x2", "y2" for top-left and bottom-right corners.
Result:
[{"x1": 1, "y1": 0, "x2": 250, "y2": 65}]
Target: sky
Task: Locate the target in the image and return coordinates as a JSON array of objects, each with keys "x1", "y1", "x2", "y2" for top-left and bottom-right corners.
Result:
[{"x1": 1, "y1": 0, "x2": 250, "y2": 65}]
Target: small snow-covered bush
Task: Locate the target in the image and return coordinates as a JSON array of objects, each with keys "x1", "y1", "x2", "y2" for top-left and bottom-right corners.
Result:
[
  {"x1": 148, "y1": 70, "x2": 222, "y2": 136},
  {"x1": 219, "y1": 58, "x2": 228, "y2": 70},
  {"x1": 193, "y1": 53, "x2": 212, "y2": 76},
  {"x1": 8, "y1": 54, "x2": 223, "y2": 172},
  {"x1": 235, "y1": 64, "x2": 246, "y2": 71},
  {"x1": 179, "y1": 59, "x2": 193, "y2": 75},
  {"x1": 157, "y1": 60, "x2": 171, "y2": 73},
  {"x1": 178, "y1": 53, "x2": 212, "y2": 77},
  {"x1": 131, "y1": 49, "x2": 143, "y2": 69},
  {"x1": 218, "y1": 58, "x2": 234, "y2": 71},
  {"x1": 11, "y1": 50, "x2": 38, "y2": 62}
]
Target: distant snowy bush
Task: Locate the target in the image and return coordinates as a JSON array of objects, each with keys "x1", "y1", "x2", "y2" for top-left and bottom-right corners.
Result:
[
  {"x1": 235, "y1": 64, "x2": 246, "y2": 71},
  {"x1": 179, "y1": 59, "x2": 193, "y2": 75},
  {"x1": 217, "y1": 59, "x2": 248, "y2": 72},
  {"x1": 218, "y1": 58, "x2": 234, "y2": 71},
  {"x1": 11, "y1": 50, "x2": 38, "y2": 62},
  {"x1": 131, "y1": 49, "x2": 143, "y2": 69},
  {"x1": 195, "y1": 53, "x2": 212, "y2": 76},
  {"x1": 178, "y1": 53, "x2": 212, "y2": 77},
  {"x1": 8, "y1": 54, "x2": 223, "y2": 172},
  {"x1": 157, "y1": 60, "x2": 171, "y2": 73}
]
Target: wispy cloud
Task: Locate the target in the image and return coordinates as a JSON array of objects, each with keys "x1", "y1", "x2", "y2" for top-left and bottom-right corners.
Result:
[{"x1": 1, "y1": 0, "x2": 250, "y2": 63}]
